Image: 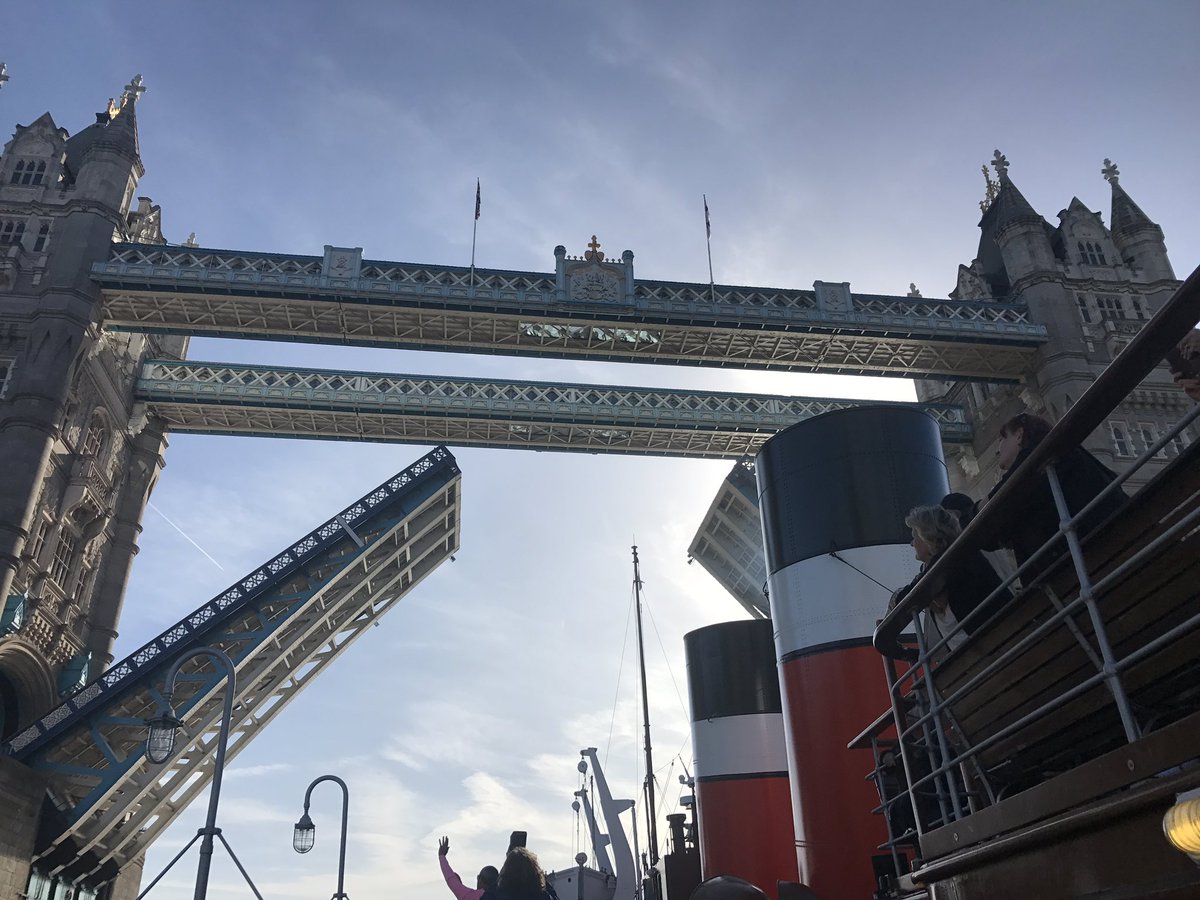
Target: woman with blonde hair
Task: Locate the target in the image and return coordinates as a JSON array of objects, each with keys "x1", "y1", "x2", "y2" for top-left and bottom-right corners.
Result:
[{"x1": 892, "y1": 505, "x2": 1010, "y2": 661}]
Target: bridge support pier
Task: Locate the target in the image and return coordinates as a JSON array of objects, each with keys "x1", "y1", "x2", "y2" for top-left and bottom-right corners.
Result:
[
  {"x1": 107, "y1": 855, "x2": 145, "y2": 900},
  {"x1": 0, "y1": 754, "x2": 47, "y2": 898}
]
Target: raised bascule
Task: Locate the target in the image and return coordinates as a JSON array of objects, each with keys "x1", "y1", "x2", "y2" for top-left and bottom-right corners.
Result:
[
  {"x1": 0, "y1": 74, "x2": 1191, "y2": 900},
  {"x1": 6, "y1": 447, "x2": 460, "y2": 887}
]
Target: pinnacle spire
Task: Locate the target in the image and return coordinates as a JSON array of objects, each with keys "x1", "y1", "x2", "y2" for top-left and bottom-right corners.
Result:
[
  {"x1": 1104, "y1": 159, "x2": 1157, "y2": 237},
  {"x1": 979, "y1": 149, "x2": 1041, "y2": 231}
]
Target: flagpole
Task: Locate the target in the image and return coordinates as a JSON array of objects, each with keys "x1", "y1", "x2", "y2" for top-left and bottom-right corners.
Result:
[
  {"x1": 470, "y1": 178, "x2": 480, "y2": 289},
  {"x1": 704, "y1": 194, "x2": 715, "y2": 304}
]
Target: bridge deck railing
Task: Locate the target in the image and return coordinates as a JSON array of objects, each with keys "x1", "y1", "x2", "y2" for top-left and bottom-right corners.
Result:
[{"x1": 851, "y1": 264, "x2": 1200, "y2": 881}]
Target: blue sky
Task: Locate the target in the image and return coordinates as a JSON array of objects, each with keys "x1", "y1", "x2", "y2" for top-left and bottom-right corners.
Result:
[{"x1": 5, "y1": 2, "x2": 1200, "y2": 897}]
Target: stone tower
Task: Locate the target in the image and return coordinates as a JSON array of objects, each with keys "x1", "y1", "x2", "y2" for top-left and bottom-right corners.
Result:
[
  {"x1": 917, "y1": 151, "x2": 1189, "y2": 497},
  {"x1": 0, "y1": 76, "x2": 185, "y2": 743}
]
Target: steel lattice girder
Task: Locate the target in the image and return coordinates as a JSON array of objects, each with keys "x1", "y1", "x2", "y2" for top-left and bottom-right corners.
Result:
[
  {"x1": 3, "y1": 447, "x2": 461, "y2": 881},
  {"x1": 94, "y1": 245, "x2": 1045, "y2": 380},
  {"x1": 133, "y1": 359, "x2": 972, "y2": 455}
]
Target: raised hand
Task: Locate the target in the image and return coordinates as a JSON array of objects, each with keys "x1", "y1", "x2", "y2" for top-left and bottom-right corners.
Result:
[{"x1": 439, "y1": 836, "x2": 450, "y2": 857}]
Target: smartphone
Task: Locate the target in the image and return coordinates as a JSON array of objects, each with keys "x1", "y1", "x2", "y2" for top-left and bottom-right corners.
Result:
[
  {"x1": 1165, "y1": 346, "x2": 1200, "y2": 380},
  {"x1": 508, "y1": 831, "x2": 527, "y2": 853}
]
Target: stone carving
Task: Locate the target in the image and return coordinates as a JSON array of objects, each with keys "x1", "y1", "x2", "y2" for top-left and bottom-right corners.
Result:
[
  {"x1": 562, "y1": 236, "x2": 628, "y2": 304},
  {"x1": 813, "y1": 281, "x2": 853, "y2": 313},
  {"x1": 570, "y1": 270, "x2": 621, "y2": 302},
  {"x1": 954, "y1": 261, "x2": 992, "y2": 300},
  {"x1": 322, "y1": 245, "x2": 362, "y2": 279}
]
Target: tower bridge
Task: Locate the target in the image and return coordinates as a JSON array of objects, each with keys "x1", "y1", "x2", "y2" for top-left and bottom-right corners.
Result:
[
  {"x1": 133, "y1": 359, "x2": 971, "y2": 457},
  {"x1": 94, "y1": 242, "x2": 1046, "y2": 380},
  {"x1": 1, "y1": 76, "x2": 1187, "y2": 899}
]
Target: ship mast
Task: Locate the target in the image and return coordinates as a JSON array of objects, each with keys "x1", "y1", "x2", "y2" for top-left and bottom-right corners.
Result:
[{"x1": 632, "y1": 545, "x2": 661, "y2": 900}]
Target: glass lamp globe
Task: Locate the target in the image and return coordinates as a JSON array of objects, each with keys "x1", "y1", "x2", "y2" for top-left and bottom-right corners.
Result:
[
  {"x1": 145, "y1": 711, "x2": 182, "y2": 764},
  {"x1": 294, "y1": 814, "x2": 316, "y2": 854}
]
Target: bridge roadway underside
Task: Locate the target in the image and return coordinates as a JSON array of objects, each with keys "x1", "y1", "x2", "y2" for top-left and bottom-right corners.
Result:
[
  {"x1": 95, "y1": 244, "x2": 1046, "y2": 380},
  {"x1": 136, "y1": 360, "x2": 972, "y2": 457}
]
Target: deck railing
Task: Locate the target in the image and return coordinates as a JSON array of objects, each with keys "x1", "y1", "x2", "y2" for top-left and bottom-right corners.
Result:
[{"x1": 851, "y1": 264, "x2": 1200, "y2": 885}]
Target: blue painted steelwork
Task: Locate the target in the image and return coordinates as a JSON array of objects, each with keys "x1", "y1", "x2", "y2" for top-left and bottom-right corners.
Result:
[
  {"x1": 2, "y1": 447, "x2": 461, "y2": 882},
  {"x1": 134, "y1": 359, "x2": 972, "y2": 455},
  {"x1": 93, "y1": 244, "x2": 1046, "y2": 380}
]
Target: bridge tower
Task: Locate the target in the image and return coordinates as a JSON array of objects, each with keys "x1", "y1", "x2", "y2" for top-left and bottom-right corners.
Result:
[
  {"x1": 920, "y1": 150, "x2": 1188, "y2": 495},
  {"x1": 0, "y1": 76, "x2": 185, "y2": 744}
]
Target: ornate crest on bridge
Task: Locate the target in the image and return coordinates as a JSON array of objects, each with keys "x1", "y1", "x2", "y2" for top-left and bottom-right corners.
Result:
[
  {"x1": 322, "y1": 244, "x2": 363, "y2": 279},
  {"x1": 554, "y1": 235, "x2": 634, "y2": 305}
]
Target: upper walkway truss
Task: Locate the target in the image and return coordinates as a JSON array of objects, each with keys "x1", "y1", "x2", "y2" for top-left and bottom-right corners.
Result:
[{"x1": 95, "y1": 244, "x2": 1046, "y2": 380}]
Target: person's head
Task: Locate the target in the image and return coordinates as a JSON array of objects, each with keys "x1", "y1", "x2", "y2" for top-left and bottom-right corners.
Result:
[
  {"x1": 905, "y1": 505, "x2": 962, "y2": 564},
  {"x1": 690, "y1": 876, "x2": 769, "y2": 900},
  {"x1": 996, "y1": 412, "x2": 1053, "y2": 470},
  {"x1": 940, "y1": 492, "x2": 976, "y2": 527},
  {"x1": 498, "y1": 847, "x2": 545, "y2": 900},
  {"x1": 477, "y1": 866, "x2": 499, "y2": 892}
]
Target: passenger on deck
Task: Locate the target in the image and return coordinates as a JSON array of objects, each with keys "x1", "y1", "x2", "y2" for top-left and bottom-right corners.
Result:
[
  {"x1": 891, "y1": 505, "x2": 1010, "y2": 661},
  {"x1": 495, "y1": 846, "x2": 554, "y2": 900},
  {"x1": 1173, "y1": 329, "x2": 1200, "y2": 401},
  {"x1": 941, "y1": 492, "x2": 1019, "y2": 585},
  {"x1": 979, "y1": 412, "x2": 1126, "y2": 579},
  {"x1": 439, "y1": 836, "x2": 499, "y2": 900}
]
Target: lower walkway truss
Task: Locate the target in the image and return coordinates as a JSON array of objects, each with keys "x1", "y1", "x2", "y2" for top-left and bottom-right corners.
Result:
[{"x1": 135, "y1": 360, "x2": 971, "y2": 456}]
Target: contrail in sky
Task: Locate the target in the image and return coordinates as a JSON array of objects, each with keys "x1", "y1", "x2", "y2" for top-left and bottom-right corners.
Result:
[{"x1": 148, "y1": 502, "x2": 225, "y2": 571}]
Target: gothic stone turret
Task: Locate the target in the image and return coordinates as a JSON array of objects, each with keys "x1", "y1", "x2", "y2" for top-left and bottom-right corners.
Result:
[
  {"x1": 918, "y1": 153, "x2": 1190, "y2": 499},
  {"x1": 0, "y1": 76, "x2": 185, "y2": 745}
]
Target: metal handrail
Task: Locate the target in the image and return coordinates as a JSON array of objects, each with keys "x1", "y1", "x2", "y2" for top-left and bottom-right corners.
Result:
[{"x1": 856, "y1": 263, "x2": 1200, "y2": 853}]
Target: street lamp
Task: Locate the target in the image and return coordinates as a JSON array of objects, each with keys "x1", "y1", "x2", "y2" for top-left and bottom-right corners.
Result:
[
  {"x1": 144, "y1": 709, "x2": 183, "y2": 764},
  {"x1": 136, "y1": 647, "x2": 262, "y2": 900},
  {"x1": 294, "y1": 774, "x2": 351, "y2": 899},
  {"x1": 294, "y1": 812, "x2": 316, "y2": 853}
]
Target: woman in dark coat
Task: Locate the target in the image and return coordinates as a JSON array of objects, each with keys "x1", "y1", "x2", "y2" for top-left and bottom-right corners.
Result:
[
  {"x1": 891, "y1": 505, "x2": 1011, "y2": 661},
  {"x1": 980, "y1": 413, "x2": 1126, "y2": 579}
]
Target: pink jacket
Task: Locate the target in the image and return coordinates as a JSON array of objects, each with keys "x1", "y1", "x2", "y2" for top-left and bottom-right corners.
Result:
[{"x1": 440, "y1": 854, "x2": 485, "y2": 900}]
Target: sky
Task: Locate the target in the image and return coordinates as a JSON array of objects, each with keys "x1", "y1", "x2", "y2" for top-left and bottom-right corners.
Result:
[{"x1": 4, "y1": 2, "x2": 1200, "y2": 898}]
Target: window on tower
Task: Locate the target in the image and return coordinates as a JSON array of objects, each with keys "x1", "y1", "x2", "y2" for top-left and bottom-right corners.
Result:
[
  {"x1": 0, "y1": 220, "x2": 26, "y2": 246},
  {"x1": 0, "y1": 357, "x2": 13, "y2": 399},
  {"x1": 1074, "y1": 294, "x2": 1093, "y2": 324},
  {"x1": 82, "y1": 416, "x2": 107, "y2": 458},
  {"x1": 32, "y1": 222, "x2": 51, "y2": 252},
  {"x1": 10, "y1": 160, "x2": 47, "y2": 185},
  {"x1": 1096, "y1": 295, "x2": 1124, "y2": 321},
  {"x1": 1135, "y1": 422, "x2": 1167, "y2": 459},
  {"x1": 1169, "y1": 429, "x2": 1191, "y2": 458},
  {"x1": 50, "y1": 531, "x2": 78, "y2": 588},
  {"x1": 1108, "y1": 421, "x2": 1132, "y2": 457},
  {"x1": 28, "y1": 518, "x2": 51, "y2": 565},
  {"x1": 1077, "y1": 241, "x2": 1106, "y2": 266}
]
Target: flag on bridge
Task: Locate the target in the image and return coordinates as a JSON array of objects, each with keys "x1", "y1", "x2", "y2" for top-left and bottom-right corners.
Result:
[
  {"x1": 475, "y1": 178, "x2": 481, "y2": 221},
  {"x1": 703, "y1": 194, "x2": 715, "y2": 295}
]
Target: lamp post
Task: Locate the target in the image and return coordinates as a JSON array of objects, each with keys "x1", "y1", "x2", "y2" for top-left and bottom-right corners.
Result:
[
  {"x1": 294, "y1": 774, "x2": 351, "y2": 899},
  {"x1": 139, "y1": 646, "x2": 261, "y2": 900}
]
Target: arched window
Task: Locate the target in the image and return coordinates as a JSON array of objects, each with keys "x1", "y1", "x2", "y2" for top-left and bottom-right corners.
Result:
[{"x1": 33, "y1": 223, "x2": 51, "y2": 252}]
